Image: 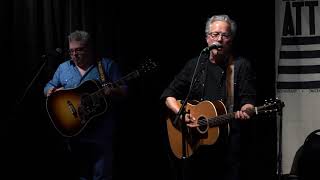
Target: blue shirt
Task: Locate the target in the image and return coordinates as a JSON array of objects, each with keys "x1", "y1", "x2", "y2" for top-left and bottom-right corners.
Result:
[{"x1": 44, "y1": 58, "x2": 122, "y2": 94}]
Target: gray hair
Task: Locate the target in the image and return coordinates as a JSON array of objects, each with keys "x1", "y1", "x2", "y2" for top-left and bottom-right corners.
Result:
[
  {"x1": 205, "y1": 14, "x2": 237, "y2": 38},
  {"x1": 68, "y1": 30, "x2": 91, "y2": 45}
]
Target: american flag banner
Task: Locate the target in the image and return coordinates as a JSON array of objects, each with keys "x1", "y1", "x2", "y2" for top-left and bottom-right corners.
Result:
[{"x1": 276, "y1": 0, "x2": 320, "y2": 175}]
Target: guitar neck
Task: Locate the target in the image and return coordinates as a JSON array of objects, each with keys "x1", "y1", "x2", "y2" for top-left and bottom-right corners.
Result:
[
  {"x1": 94, "y1": 59, "x2": 157, "y2": 97},
  {"x1": 110, "y1": 70, "x2": 139, "y2": 86},
  {"x1": 207, "y1": 113, "x2": 235, "y2": 127},
  {"x1": 96, "y1": 70, "x2": 139, "y2": 96},
  {"x1": 207, "y1": 107, "x2": 258, "y2": 127}
]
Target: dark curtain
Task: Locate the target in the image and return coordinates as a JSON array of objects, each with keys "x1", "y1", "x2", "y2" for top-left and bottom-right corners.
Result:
[
  {"x1": 4, "y1": 1, "x2": 127, "y2": 179},
  {"x1": 3, "y1": 1, "x2": 277, "y2": 180}
]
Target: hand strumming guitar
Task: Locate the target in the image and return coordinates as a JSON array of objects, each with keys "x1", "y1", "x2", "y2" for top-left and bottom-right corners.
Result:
[{"x1": 46, "y1": 87, "x2": 64, "y2": 97}]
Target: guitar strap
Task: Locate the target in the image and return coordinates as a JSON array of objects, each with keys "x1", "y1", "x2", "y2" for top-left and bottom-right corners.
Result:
[
  {"x1": 97, "y1": 59, "x2": 107, "y2": 84},
  {"x1": 226, "y1": 56, "x2": 234, "y2": 112}
]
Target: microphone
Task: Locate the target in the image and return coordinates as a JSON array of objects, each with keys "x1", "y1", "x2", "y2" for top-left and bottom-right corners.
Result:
[
  {"x1": 41, "y1": 48, "x2": 63, "y2": 58},
  {"x1": 202, "y1": 42, "x2": 222, "y2": 52}
]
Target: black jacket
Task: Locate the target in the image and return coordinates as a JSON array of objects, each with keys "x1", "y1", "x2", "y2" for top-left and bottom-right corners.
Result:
[{"x1": 160, "y1": 53, "x2": 256, "y2": 111}]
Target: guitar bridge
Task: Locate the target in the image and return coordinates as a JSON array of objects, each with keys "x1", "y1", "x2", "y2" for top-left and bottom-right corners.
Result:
[{"x1": 67, "y1": 100, "x2": 78, "y2": 118}]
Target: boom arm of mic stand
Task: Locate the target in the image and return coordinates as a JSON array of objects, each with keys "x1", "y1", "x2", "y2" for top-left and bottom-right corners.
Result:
[{"x1": 17, "y1": 56, "x2": 48, "y2": 105}]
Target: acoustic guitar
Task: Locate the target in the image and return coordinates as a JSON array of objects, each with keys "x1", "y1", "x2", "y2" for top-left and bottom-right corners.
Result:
[{"x1": 166, "y1": 99, "x2": 284, "y2": 159}]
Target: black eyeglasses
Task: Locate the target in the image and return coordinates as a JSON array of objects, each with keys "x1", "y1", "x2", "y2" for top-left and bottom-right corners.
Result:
[
  {"x1": 68, "y1": 47, "x2": 87, "y2": 55},
  {"x1": 208, "y1": 32, "x2": 231, "y2": 40}
]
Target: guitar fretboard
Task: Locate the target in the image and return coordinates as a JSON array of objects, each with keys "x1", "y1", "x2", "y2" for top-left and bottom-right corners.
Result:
[
  {"x1": 197, "y1": 107, "x2": 259, "y2": 127},
  {"x1": 197, "y1": 113, "x2": 235, "y2": 127}
]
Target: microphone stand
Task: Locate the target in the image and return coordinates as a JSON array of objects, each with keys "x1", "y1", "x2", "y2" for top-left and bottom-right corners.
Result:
[
  {"x1": 174, "y1": 49, "x2": 207, "y2": 180},
  {"x1": 16, "y1": 48, "x2": 63, "y2": 105},
  {"x1": 16, "y1": 55, "x2": 49, "y2": 105},
  {"x1": 7, "y1": 54, "x2": 49, "y2": 149},
  {"x1": 277, "y1": 102, "x2": 283, "y2": 180},
  {"x1": 174, "y1": 94, "x2": 189, "y2": 180}
]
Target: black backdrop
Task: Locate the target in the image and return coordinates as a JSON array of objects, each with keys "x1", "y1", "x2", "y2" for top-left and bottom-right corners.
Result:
[{"x1": 2, "y1": 1, "x2": 277, "y2": 180}]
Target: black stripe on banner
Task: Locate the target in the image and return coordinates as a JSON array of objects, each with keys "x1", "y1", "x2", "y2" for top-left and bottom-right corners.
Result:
[
  {"x1": 278, "y1": 65, "x2": 320, "y2": 74},
  {"x1": 280, "y1": 50, "x2": 320, "y2": 59},
  {"x1": 282, "y1": 36, "x2": 320, "y2": 45},
  {"x1": 277, "y1": 81, "x2": 320, "y2": 89}
]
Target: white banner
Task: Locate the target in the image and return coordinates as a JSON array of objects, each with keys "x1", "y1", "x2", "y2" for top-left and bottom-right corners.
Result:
[{"x1": 276, "y1": 0, "x2": 320, "y2": 175}]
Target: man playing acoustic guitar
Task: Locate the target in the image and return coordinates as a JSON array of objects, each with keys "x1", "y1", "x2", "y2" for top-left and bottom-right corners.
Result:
[
  {"x1": 44, "y1": 30, "x2": 127, "y2": 180},
  {"x1": 160, "y1": 14, "x2": 256, "y2": 180}
]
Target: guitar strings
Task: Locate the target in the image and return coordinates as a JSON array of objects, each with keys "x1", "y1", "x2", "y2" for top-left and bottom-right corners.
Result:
[{"x1": 196, "y1": 113, "x2": 234, "y2": 127}]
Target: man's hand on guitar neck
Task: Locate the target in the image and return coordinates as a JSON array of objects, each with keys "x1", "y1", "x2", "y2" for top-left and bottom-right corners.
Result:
[{"x1": 235, "y1": 103, "x2": 254, "y2": 120}]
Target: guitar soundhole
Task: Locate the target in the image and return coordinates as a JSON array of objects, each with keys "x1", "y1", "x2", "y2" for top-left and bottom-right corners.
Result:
[{"x1": 197, "y1": 116, "x2": 209, "y2": 134}]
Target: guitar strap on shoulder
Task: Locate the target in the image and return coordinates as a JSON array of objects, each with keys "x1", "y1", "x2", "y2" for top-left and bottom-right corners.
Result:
[
  {"x1": 226, "y1": 56, "x2": 234, "y2": 112},
  {"x1": 97, "y1": 59, "x2": 107, "y2": 84}
]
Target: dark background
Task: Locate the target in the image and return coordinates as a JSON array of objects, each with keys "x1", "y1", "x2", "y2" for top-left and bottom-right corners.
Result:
[{"x1": 2, "y1": 1, "x2": 277, "y2": 180}]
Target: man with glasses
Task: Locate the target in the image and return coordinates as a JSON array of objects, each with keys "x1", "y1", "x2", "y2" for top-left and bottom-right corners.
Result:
[
  {"x1": 160, "y1": 14, "x2": 256, "y2": 180},
  {"x1": 44, "y1": 30, "x2": 127, "y2": 180}
]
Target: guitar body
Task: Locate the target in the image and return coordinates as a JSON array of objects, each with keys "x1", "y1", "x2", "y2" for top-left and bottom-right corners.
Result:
[
  {"x1": 46, "y1": 80, "x2": 108, "y2": 137},
  {"x1": 166, "y1": 100, "x2": 229, "y2": 159}
]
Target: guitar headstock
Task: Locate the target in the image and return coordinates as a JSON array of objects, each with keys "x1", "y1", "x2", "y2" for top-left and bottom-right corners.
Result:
[
  {"x1": 137, "y1": 58, "x2": 158, "y2": 75},
  {"x1": 256, "y1": 98, "x2": 285, "y2": 115}
]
